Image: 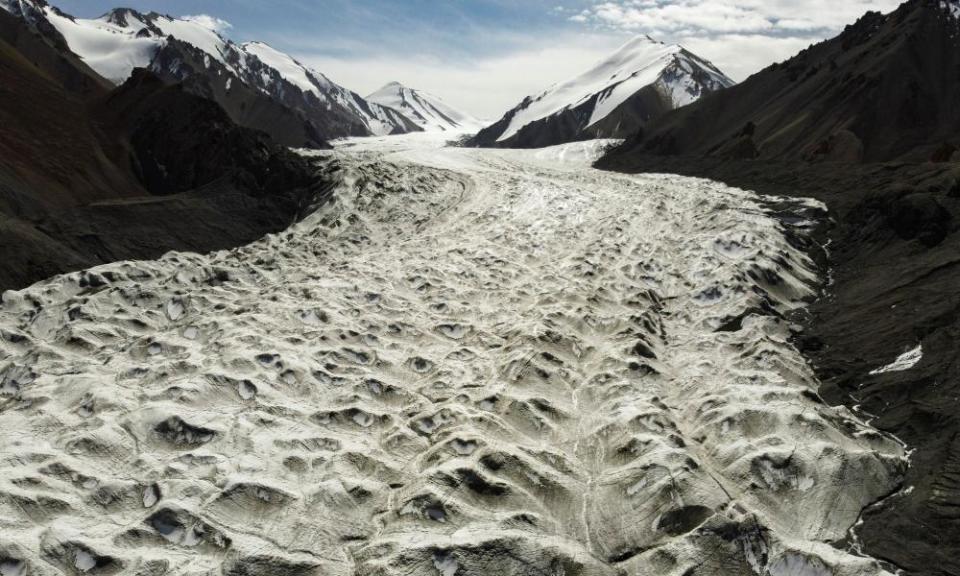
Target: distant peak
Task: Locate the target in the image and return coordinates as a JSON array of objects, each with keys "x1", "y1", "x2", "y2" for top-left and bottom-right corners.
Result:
[
  {"x1": 100, "y1": 7, "x2": 145, "y2": 26},
  {"x1": 145, "y1": 11, "x2": 171, "y2": 21}
]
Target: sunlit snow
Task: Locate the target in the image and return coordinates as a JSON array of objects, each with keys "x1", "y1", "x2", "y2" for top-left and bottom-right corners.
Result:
[
  {"x1": 496, "y1": 35, "x2": 733, "y2": 142},
  {"x1": 870, "y1": 345, "x2": 923, "y2": 375}
]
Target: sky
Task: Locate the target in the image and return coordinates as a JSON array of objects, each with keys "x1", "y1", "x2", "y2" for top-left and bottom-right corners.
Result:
[{"x1": 54, "y1": 0, "x2": 903, "y2": 119}]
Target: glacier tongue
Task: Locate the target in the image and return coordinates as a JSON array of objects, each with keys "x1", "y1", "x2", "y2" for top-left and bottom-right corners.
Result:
[{"x1": 0, "y1": 134, "x2": 904, "y2": 575}]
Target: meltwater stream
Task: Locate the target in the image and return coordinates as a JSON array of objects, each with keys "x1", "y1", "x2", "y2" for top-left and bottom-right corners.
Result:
[{"x1": 0, "y1": 136, "x2": 905, "y2": 576}]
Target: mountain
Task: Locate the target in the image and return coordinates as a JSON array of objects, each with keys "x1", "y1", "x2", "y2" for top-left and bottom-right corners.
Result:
[
  {"x1": 600, "y1": 0, "x2": 960, "y2": 163},
  {"x1": 240, "y1": 42, "x2": 420, "y2": 137},
  {"x1": 0, "y1": 0, "x2": 421, "y2": 145},
  {"x1": 468, "y1": 35, "x2": 733, "y2": 148},
  {"x1": 367, "y1": 81, "x2": 482, "y2": 132},
  {"x1": 0, "y1": 4, "x2": 326, "y2": 291}
]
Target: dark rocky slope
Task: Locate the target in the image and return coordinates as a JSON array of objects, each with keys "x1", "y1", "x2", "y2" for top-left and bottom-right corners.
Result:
[
  {"x1": 605, "y1": 0, "x2": 960, "y2": 163},
  {"x1": 0, "y1": 8, "x2": 330, "y2": 292},
  {"x1": 470, "y1": 82, "x2": 676, "y2": 149},
  {"x1": 598, "y1": 2, "x2": 960, "y2": 574},
  {"x1": 4, "y1": 1, "x2": 421, "y2": 146},
  {"x1": 148, "y1": 38, "x2": 337, "y2": 149}
]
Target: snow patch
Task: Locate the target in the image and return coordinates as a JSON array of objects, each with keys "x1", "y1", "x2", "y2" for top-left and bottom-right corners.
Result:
[
  {"x1": 942, "y1": 0, "x2": 960, "y2": 19},
  {"x1": 43, "y1": 7, "x2": 162, "y2": 82},
  {"x1": 243, "y1": 41, "x2": 331, "y2": 95},
  {"x1": 870, "y1": 344, "x2": 923, "y2": 375},
  {"x1": 531, "y1": 139, "x2": 624, "y2": 165}
]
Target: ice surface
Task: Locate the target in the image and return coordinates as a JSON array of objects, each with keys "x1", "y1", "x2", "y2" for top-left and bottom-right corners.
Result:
[{"x1": 0, "y1": 134, "x2": 903, "y2": 575}]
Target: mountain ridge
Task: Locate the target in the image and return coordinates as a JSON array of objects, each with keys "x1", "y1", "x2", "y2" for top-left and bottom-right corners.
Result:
[
  {"x1": 0, "y1": 0, "x2": 423, "y2": 145},
  {"x1": 0, "y1": 5, "x2": 328, "y2": 290}
]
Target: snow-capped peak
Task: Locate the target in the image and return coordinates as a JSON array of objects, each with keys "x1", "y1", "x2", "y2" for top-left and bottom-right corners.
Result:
[
  {"x1": 37, "y1": 5, "x2": 166, "y2": 82},
  {"x1": 98, "y1": 7, "x2": 149, "y2": 28},
  {"x1": 4, "y1": 0, "x2": 421, "y2": 138},
  {"x1": 493, "y1": 34, "x2": 733, "y2": 143},
  {"x1": 239, "y1": 42, "x2": 420, "y2": 136},
  {"x1": 366, "y1": 81, "x2": 481, "y2": 133}
]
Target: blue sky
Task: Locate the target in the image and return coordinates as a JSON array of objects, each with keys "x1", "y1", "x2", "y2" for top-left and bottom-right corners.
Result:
[{"x1": 53, "y1": 0, "x2": 902, "y2": 118}]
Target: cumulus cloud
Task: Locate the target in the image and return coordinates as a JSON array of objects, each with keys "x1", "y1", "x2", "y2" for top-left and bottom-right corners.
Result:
[
  {"x1": 573, "y1": 0, "x2": 902, "y2": 35},
  {"x1": 274, "y1": 0, "x2": 905, "y2": 119},
  {"x1": 679, "y1": 34, "x2": 815, "y2": 80},
  {"x1": 563, "y1": 0, "x2": 903, "y2": 82},
  {"x1": 182, "y1": 14, "x2": 233, "y2": 33},
  {"x1": 298, "y1": 34, "x2": 625, "y2": 120}
]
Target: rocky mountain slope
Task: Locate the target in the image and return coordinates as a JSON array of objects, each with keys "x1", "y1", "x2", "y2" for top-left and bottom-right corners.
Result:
[
  {"x1": 469, "y1": 35, "x2": 733, "y2": 148},
  {"x1": 0, "y1": 5, "x2": 328, "y2": 291},
  {"x1": 601, "y1": 0, "x2": 960, "y2": 163},
  {"x1": 367, "y1": 81, "x2": 482, "y2": 133},
  {"x1": 598, "y1": 2, "x2": 960, "y2": 574},
  {"x1": 0, "y1": 0, "x2": 421, "y2": 146}
]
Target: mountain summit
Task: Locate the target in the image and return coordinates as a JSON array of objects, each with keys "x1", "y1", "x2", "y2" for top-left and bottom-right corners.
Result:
[
  {"x1": 366, "y1": 82, "x2": 482, "y2": 133},
  {"x1": 469, "y1": 35, "x2": 733, "y2": 148},
  {"x1": 0, "y1": 1, "x2": 421, "y2": 145}
]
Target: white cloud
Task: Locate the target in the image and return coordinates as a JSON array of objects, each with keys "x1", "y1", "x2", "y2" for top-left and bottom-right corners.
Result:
[
  {"x1": 182, "y1": 14, "x2": 233, "y2": 33},
  {"x1": 574, "y1": 0, "x2": 902, "y2": 35},
  {"x1": 678, "y1": 34, "x2": 814, "y2": 81},
  {"x1": 297, "y1": 34, "x2": 625, "y2": 120},
  {"x1": 284, "y1": 1, "x2": 903, "y2": 122},
  {"x1": 558, "y1": 1, "x2": 905, "y2": 83}
]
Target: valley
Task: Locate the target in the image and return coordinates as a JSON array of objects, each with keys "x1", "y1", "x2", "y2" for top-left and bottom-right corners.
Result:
[{"x1": 0, "y1": 136, "x2": 906, "y2": 576}]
